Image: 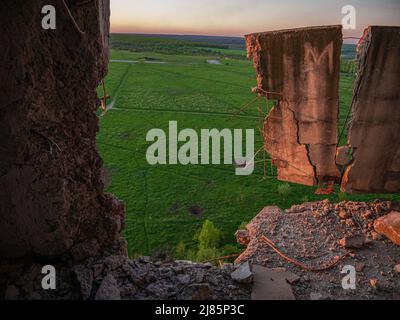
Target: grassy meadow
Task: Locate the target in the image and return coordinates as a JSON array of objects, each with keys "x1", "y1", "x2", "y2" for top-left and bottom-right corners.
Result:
[{"x1": 97, "y1": 34, "x2": 399, "y2": 259}]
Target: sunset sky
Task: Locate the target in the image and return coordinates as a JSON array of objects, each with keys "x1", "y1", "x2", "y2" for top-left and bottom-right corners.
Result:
[{"x1": 110, "y1": 0, "x2": 400, "y2": 38}]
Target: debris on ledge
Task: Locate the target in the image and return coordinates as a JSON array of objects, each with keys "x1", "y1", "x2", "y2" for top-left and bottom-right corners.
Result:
[
  {"x1": 235, "y1": 199, "x2": 400, "y2": 300},
  {"x1": 0, "y1": 244, "x2": 251, "y2": 300},
  {"x1": 374, "y1": 211, "x2": 400, "y2": 246}
]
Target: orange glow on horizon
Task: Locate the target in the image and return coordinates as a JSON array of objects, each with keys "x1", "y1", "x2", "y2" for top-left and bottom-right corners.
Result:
[{"x1": 110, "y1": 0, "x2": 400, "y2": 38}]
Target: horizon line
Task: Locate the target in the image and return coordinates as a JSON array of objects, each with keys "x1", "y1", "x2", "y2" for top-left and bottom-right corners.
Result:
[
  {"x1": 109, "y1": 31, "x2": 360, "y2": 44},
  {"x1": 110, "y1": 31, "x2": 245, "y2": 38}
]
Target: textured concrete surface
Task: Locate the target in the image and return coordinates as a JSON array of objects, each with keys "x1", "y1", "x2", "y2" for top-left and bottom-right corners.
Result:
[
  {"x1": 374, "y1": 211, "x2": 400, "y2": 246},
  {"x1": 342, "y1": 26, "x2": 400, "y2": 194},
  {"x1": 246, "y1": 26, "x2": 342, "y2": 186}
]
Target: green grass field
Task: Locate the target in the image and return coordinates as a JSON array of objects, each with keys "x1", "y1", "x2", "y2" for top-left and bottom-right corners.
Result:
[{"x1": 97, "y1": 35, "x2": 399, "y2": 258}]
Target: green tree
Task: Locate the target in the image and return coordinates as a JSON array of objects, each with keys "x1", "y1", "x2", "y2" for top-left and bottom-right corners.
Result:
[
  {"x1": 196, "y1": 220, "x2": 221, "y2": 251},
  {"x1": 194, "y1": 220, "x2": 222, "y2": 263}
]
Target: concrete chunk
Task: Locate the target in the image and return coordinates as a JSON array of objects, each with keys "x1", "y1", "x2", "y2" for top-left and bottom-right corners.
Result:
[
  {"x1": 95, "y1": 274, "x2": 121, "y2": 300},
  {"x1": 374, "y1": 211, "x2": 400, "y2": 245},
  {"x1": 231, "y1": 261, "x2": 253, "y2": 284},
  {"x1": 251, "y1": 265, "x2": 295, "y2": 300}
]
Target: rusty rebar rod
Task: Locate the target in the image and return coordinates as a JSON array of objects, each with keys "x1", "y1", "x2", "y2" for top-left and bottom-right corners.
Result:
[{"x1": 261, "y1": 235, "x2": 350, "y2": 272}]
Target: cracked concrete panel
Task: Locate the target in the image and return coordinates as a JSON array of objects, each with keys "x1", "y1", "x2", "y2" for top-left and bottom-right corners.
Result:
[
  {"x1": 342, "y1": 26, "x2": 400, "y2": 194},
  {"x1": 246, "y1": 26, "x2": 342, "y2": 186},
  {"x1": 308, "y1": 144, "x2": 341, "y2": 180},
  {"x1": 264, "y1": 104, "x2": 316, "y2": 185}
]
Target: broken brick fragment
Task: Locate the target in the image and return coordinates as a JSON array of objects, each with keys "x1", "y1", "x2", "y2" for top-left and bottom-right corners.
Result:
[
  {"x1": 374, "y1": 211, "x2": 400, "y2": 246},
  {"x1": 338, "y1": 234, "x2": 367, "y2": 249},
  {"x1": 235, "y1": 230, "x2": 250, "y2": 246}
]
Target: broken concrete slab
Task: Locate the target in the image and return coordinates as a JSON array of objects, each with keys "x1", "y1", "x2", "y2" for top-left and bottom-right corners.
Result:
[
  {"x1": 270, "y1": 268, "x2": 300, "y2": 284},
  {"x1": 247, "y1": 25, "x2": 400, "y2": 194},
  {"x1": 342, "y1": 26, "x2": 400, "y2": 194},
  {"x1": 374, "y1": 211, "x2": 400, "y2": 246},
  {"x1": 231, "y1": 261, "x2": 253, "y2": 284},
  {"x1": 246, "y1": 26, "x2": 342, "y2": 186},
  {"x1": 251, "y1": 265, "x2": 295, "y2": 300},
  {"x1": 235, "y1": 206, "x2": 283, "y2": 264},
  {"x1": 264, "y1": 106, "x2": 316, "y2": 186}
]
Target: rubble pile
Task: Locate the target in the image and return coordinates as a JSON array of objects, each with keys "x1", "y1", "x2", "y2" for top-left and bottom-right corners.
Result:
[
  {"x1": 235, "y1": 199, "x2": 400, "y2": 300},
  {"x1": 0, "y1": 245, "x2": 251, "y2": 300}
]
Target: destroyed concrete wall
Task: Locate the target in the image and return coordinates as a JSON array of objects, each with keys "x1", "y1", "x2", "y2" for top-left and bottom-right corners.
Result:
[
  {"x1": 0, "y1": 0, "x2": 125, "y2": 261},
  {"x1": 0, "y1": 3, "x2": 252, "y2": 300},
  {"x1": 246, "y1": 26, "x2": 342, "y2": 186},
  {"x1": 342, "y1": 26, "x2": 400, "y2": 194}
]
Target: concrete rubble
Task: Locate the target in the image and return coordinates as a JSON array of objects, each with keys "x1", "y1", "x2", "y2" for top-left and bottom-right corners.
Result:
[
  {"x1": 230, "y1": 261, "x2": 253, "y2": 284},
  {"x1": 0, "y1": 248, "x2": 251, "y2": 300},
  {"x1": 374, "y1": 211, "x2": 400, "y2": 246},
  {"x1": 338, "y1": 234, "x2": 367, "y2": 249},
  {"x1": 236, "y1": 199, "x2": 400, "y2": 300}
]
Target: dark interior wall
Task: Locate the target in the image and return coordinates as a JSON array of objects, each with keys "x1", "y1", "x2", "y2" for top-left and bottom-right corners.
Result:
[{"x1": 0, "y1": 0, "x2": 125, "y2": 261}]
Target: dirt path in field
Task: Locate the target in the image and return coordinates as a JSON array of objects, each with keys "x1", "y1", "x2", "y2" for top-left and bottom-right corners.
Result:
[
  {"x1": 110, "y1": 59, "x2": 167, "y2": 64},
  {"x1": 104, "y1": 62, "x2": 133, "y2": 112},
  {"x1": 110, "y1": 106, "x2": 260, "y2": 119}
]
